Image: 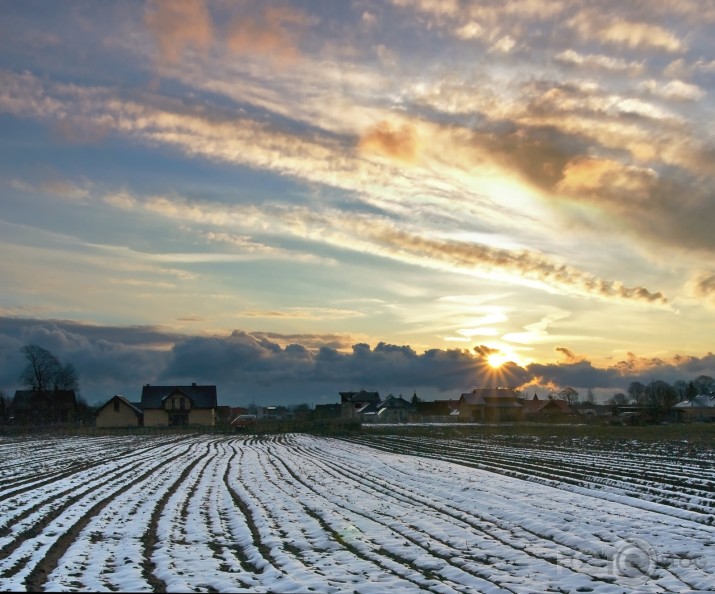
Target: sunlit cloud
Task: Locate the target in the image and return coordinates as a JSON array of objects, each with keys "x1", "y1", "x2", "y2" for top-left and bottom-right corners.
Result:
[
  {"x1": 554, "y1": 49, "x2": 644, "y2": 74},
  {"x1": 3, "y1": 0, "x2": 715, "y2": 397},
  {"x1": 144, "y1": 0, "x2": 213, "y2": 65}
]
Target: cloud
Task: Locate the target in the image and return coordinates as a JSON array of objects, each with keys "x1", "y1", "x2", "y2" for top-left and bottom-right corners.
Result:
[
  {"x1": 640, "y1": 79, "x2": 705, "y2": 102},
  {"x1": 554, "y1": 49, "x2": 644, "y2": 74},
  {"x1": 687, "y1": 271, "x2": 715, "y2": 306},
  {"x1": 568, "y1": 13, "x2": 683, "y2": 53},
  {"x1": 144, "y1": 0, "x2": 214, "y2": 65},
  {"x1": 365, "y1": 226, "x2": 669, "y2": 306},
  {"x1": 358, "y1": 120, "x2": 420, "y2": 163},
  {"x1": 3, "y1": 317, "x2": 715, "y2": 405},
  {"x1": 226, "y1": 5, "x2": 313, "y2": 64},
  {"x1": 555, "y1": 346, "x2": 580, "y2": 362}
]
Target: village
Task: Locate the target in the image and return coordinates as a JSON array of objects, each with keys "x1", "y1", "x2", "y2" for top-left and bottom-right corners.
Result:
[{"x1": 3, "y1": 382, "x2": 715, "y2": 431}]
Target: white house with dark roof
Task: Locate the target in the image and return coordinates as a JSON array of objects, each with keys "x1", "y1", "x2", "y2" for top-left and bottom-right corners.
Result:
[{"x1": 141, "y1": 383, "x2": 218, "y2": 427}]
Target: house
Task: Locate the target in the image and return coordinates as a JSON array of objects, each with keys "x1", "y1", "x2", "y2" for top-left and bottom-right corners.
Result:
[
  {"x1": 415, "y1": 399, "x2": 460, "y2": 422},
  {"x1": 95, "y1": 395, "x2": 143, "y2": 428},
  {"x1": 374, "y1": 394, "x2": 416, "y2": 423},
  {"x1": 313, "y1": 403, "x2": 342, "y2": 419},
  {"x1": 459, "y1": 388, "x2": 524, "y2": 422},
  {"x1": 140, "y1": 383, "x2": 218, "y2": 427},
  {"x1": 231, "y1": 413, "x2": 257, "y2": 430},
  {"x1": 11, "y1": 389, "x2": 77, "y2": 424},
  {"x1": 674, "y1": 394, "x2": 715, "y2": 422},
  {"x1": 340, "y1": 390, "x2": 380, "y2": 419},
  {"x1": 521, "y1": 395, "x2": 576, "y2": 422}
]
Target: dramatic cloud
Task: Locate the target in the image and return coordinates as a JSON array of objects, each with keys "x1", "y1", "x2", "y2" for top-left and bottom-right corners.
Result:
[
  {"x1": 2, "y1": 1, "x2": 715, "y2": 392},
  {"x1": 3, "y1": 318, "x2": 714, "y2": 406}
]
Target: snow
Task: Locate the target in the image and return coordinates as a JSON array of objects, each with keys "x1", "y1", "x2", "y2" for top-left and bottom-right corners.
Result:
[{"x1": 0, "y1": 432, "x2": 713, "y2": 593}]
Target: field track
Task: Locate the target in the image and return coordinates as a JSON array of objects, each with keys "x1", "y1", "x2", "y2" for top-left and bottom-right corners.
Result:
[{"x1": 0, "y1": 432, "x2": 713, "y2": 593}]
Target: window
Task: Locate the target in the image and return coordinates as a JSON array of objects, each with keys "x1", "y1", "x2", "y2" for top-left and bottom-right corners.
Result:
[
  {"x1": 180, "y1": 397, "x2": 185, "y2": 410},
  {"x1": 172, "y1": 398, "x2": 176, "y2": 409}
]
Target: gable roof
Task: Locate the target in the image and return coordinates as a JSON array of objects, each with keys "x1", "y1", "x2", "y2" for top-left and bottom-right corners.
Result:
[
  {"x1": 140, "y1": 384, "x2": 217, "y2": 409},
  {"x1": 12, "y1": 390, "x2": 77, "y2": 410},
  {"x1": 460, "y1": 388, "x2": 519, "y2": 406},
  {"x1": 379, "y1": 395, "x2": 416, "y2": 410},
  {"x1": 340, "y1": 390, "x2": 380, "y2": 404},
  {"x1": 96, "y1": 395, "x2": 142, "y2": 416},
  {"x1": 674, "y1": 394, "x2": 715, "y2": 408},
  {"x1": 523, "y1": 398, "x2": 575, "y2": 414}
]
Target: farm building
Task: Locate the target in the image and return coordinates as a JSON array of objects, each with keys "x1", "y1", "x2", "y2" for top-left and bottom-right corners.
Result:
[
  {"x1": 521, "y1": 395, "x2": 576, "y2": 422},
  {"x1": 459, "y1": 388, "x2": 524, "y2": 422},
  {"x1": 674, "y1": 394, "x2": 715, "y2": 422},
  {"x1": 340, "y1": 390, "x2": 381, "y2": 419},
  {"x1": 11, "y1": 389, "x2": 78, "y2": 424},
  {"x1": 95, "y1": 395, "x2": 143, "y2": 428},
  {"x1": 140, "y1": 383, "x2": 218, "y2": 427}
]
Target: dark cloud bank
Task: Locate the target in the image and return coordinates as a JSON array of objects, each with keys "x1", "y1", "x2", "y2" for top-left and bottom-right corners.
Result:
[{"x1": 2, "y1": 317, "x2": 715, "y2": 406}]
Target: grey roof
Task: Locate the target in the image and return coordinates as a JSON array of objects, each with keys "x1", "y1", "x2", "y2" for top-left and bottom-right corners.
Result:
[
  {"x1": 674, "y1": 394, "x2": 715, "y2": 409},
  {"x1": 340, "y1": 390, "x2": 380, "y2": 403},
  {"x1": 140, "y1": 384, "x2": 218, "y2": 409},
  {"x1": 379, "y1": 395, "x2": 415, "y2": 410}
]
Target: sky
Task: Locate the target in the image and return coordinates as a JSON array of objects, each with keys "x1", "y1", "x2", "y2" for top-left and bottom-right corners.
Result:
[{"x1": 2, "y1": 0, "x2": 715, "y2": 407}]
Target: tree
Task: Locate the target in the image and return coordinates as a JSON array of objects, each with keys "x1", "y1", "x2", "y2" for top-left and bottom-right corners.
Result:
[
  {"x1": 54, "y1": 362, "x2": 79, "y2": 392},
  {"x1": 692, "y1": 375, "x2": 714, "y2": 395},
  {"x1": 18, "y1": 345, "x2": 61, "y2": 392},
  {"x1": 586, "y1": 388, "x2": 595, "y2": 405},
  {"x1": 18, "y1": 345, "x2": 80, "y2": 394},
  {"x1": 673, "y1": 380, "x2": 688, "y2": 402},
  {"x1": 411, "y1": 392, "x2": 421, "y2": 405},
  {"x1": 627, "y1": 381, "x2": 646, "y2": 405},
  {"x1": 643, "y1": 380, "x2": 677, "y2": 412},
  {"x1": 610, "y1": 392, "x2": 628, "y2": 406},
  {"x1": 558, "y1": 386, "x2": 579, "y2": 405}
]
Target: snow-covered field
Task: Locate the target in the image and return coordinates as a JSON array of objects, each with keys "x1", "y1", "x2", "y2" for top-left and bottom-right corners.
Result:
[{"x1": 0, "y1": 432, "x2": 713, "y2": 593}]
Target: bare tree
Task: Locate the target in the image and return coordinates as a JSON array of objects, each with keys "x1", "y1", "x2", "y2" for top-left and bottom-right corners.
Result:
[
  {"x1": 610, "y1": 392, "x2": 628, "y2": 406},
  {"x1": 559, "y1": 386, "x2": 579, "y2": 405},
  {"x1": 644, "y1": 380, "x2": 677, "y2": 412},
  {"x1": 18, "y1": 345, "x2": 61, "y2": 392},
  {"x1": 692, "y1": 375, "x2": 714, "y2": 395},
  {"x1": 586, "y1": 388, "x2": 595, "y2": 405},
  {"x1": 627, "y1": 381, "x2": 646, "y2": 404},
  {"x1": 54, "y1": 362, "x2": 79, "y2": 392},
  {"x1": 18, "y1": 345, "x2": 80, "y2": 394}
]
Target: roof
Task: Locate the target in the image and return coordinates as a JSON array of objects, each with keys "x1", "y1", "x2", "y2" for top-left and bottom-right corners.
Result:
[
  {"x1": 523, "y1": 398, "x2": 575, "y2": 414},
  {"x1": 96, "y1": 395, "x2": 142, "y2": 416},
  {"x1": 140, "y1": 384, "x2": 218, "y2": 409},
  {"x1": 674, "y1": 394, "x2": 715, "y2": 409},
  {"x1": 340, "y1": 390, "x2": 380, "y2": 404},
  {"x1": 379, "y1": 395, "x2": 415, "y2": 410},
  {"x1": 12, "y1": 390, "x2": 77, "y2": 410},
  {"x1": 460, "y1": 388, "x2": 519, "y2": 406}
]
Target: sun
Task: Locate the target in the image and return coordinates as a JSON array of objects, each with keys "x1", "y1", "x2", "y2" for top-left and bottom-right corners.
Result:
[{"x1": 487, "y1": 352, "x2": 509, "y2": 369}]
